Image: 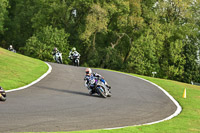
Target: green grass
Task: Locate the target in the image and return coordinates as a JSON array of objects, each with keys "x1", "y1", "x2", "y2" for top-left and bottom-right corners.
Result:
[
  {"x1": 26, "y1": 72, "x2": 200, "y2": 133},
  {"x1": 62, "y1": 72, "x2": 200, "y2": 133},
  {"x1": 0, "y1": 47, "x2": 48, "y2": 90},
  {"x1": 1, "y1": 47, "x2": 199, "y2": 133}
]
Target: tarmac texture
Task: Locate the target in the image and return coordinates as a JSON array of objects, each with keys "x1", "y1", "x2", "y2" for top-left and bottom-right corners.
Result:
[{"x1": 0, "y1": 63, "x2": 177, "y2": 132}]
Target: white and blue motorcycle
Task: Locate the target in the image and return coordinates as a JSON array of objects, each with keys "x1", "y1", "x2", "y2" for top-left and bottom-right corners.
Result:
[
  {"x1": 54, "y1": 52, "x2": 63, "y2": 64},
  {"x1": 85, "y1": 77, "x2": 111, "y2": 98}
]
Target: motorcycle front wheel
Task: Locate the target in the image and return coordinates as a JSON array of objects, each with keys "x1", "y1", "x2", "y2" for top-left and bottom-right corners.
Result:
[
  {"x1": 75, "y1": 60, "x2": 79, "y2": 66},
  {"x1": 97, "y1": 86, "x2": 107, "y2": 98},
  {"x1": 59, "y1": 58, "x2": 63, "y2": 64}
]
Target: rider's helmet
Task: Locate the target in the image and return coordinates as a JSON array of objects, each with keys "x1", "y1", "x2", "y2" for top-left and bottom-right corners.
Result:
[
  {"x1": 54, "y1": 47, "x2": 58, "y2": 51},
  {"x1": 72, "y1": 47, "x2": 76, "y2": 52},
  {"x1": 85, "y1": 68, "x2": 92, "y2": 76},
  {"x1": 9, "y1": 45, "x2": 13, "y2": 49}
]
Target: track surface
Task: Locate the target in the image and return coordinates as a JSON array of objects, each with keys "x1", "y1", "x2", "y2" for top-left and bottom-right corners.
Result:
[{"x1": 0, "y1": 63, "x2": 177, "y2": 132}]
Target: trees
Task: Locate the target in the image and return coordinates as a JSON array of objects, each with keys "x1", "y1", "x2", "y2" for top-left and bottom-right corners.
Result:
[
  {"x1": 81, "y1": 3, "x2": 108, "y2": 49},
  {"x1": 0, "y1": 0, "x2": 9, "y2": 48},
  {"x1": 1, "y1": 0, "x2": 199, "y2": 83},
  {"x1": 22, "y1": 26, "x2": 70, "y2": 63},
  {"x1": 0, "y1": 0, "x2": 9, "y2": 33}
]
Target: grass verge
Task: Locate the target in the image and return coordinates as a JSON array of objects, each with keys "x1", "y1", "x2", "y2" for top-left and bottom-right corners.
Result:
[
  {"x1": 0, "y1": 47, "x2": 48, "y2": 90},
  {"x1": 1, "y1": 48, "x2": 199, "y2": 133},
  {"x1": 26, "y1": 71, "x2": 200, "y2": 133}
]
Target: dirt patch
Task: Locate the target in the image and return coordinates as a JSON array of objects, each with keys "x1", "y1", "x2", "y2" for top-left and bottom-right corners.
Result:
[{"x1": 189, "y1": 128, "x2": 200, "y2": 132}]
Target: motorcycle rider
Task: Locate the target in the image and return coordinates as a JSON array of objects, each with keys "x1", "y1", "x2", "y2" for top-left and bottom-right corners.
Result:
[
  {"x1": 8, "y1": 45, "x2": 16, "y2": 53},
  {"x1": 84, "y1": 68, "x2": 111, "y2": 95},
  {"x1": 52, "y1": 47, "x2": 59, "y2": 55},
  {"x1": 0, "y1": 86, "x2": 4, "y2": 93},
  {"x1": 0, "y1": 86, "x2": 6, "y2": 101},
  {"x1": 52, "y1": 47, "x2": 59, "y2": 61},
  {"x1": 68, "y1": 47, "x2": 81, "y2": 62}
]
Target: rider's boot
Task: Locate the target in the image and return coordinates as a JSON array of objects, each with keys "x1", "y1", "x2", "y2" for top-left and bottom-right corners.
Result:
[
  {"x1": 104, "y1": 81, "x2": 111, "y2": 89},
  {"x1": 107, "y1": 85, "x2": 111, "y2": 89},
  {"x1": 105, "y1": 83, "x2": 111, "y2": 89}
]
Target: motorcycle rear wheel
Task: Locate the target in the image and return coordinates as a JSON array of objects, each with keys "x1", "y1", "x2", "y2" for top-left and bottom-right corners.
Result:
[
  {"x1": 107, "y1": 93, "x2": 111, "y2": 97},
  {"x1": 0, "y1": 94, "x2": 6, "y2": 101}
]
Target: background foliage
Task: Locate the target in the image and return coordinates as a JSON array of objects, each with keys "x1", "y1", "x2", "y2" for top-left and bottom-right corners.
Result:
[{"x1": 0, "y1": 0, "x2": 200, "y2": 83}]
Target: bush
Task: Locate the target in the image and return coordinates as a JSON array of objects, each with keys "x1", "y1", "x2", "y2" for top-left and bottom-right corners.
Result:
[{"x1": 22, "y1": 26, "x2": 70, "y2": 63}]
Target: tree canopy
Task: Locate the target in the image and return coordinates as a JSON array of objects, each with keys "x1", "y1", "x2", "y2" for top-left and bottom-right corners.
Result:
[{"x1": 0, "y1": 0, "x2": 200, "y2": 83}]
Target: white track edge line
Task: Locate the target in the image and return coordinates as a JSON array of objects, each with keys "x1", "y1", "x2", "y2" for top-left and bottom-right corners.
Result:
[
  {"x1": 5, "y1": 65, "x2": 182, "y2": 130},
  {"x1": 104, "y1": 72, "x2": 182, "y2": 130},
  {"x1": 6, "y1": 62, "x2": 52, "y2": 93}
]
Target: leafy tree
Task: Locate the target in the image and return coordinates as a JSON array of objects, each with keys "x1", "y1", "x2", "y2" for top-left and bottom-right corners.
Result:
[
  {"x1": 0, "y1": 0, "x2": 9, "y2": 48},
  {"x1": 80, "y1": 3, "x2": 108, "y2": 49},
  {"x1": 1, "y1": 0, "x2": 200, "y2": 83},
  {"x1": 31, "y1": 0, "x2": 72, "y2": 31},
  {"x1": 22, "y1": 26, "x2": 70, "y2": 63},
  {"x1": 0, "y1": 0, "x2": 9, "y2": 33}
]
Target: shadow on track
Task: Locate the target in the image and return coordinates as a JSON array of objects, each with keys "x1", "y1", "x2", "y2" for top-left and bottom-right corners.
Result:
[{"x1": 36, "y1": 85, "x2": 100, "y2": 98}]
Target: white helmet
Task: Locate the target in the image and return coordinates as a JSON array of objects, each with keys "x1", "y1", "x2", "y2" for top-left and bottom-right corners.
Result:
[{"x1": 85, "y1": 68, "x2": 92, "y2": 75}]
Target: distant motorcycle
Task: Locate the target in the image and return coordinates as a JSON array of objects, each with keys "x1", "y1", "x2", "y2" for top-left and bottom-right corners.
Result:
[
  {"x1": 85, "y1": 77, "x2": 111, "y2": 98},
  {"x1": 54, "y1": 52, "x2": 63, "y2": 64},
  {"x1": 9, "y1": 49, "x2": 16, "y2": 53},
  {"x1": 0, "y1": 87, "x2": 6, "y2": 101},
  {"x1": 72, "y1": 52, "x2": 80, "y2": 66}
]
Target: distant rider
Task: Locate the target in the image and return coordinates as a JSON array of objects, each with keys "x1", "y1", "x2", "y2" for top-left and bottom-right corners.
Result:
[
  {"x1": 52, "y1": 47, "x2": 59, "y2": 61},
  {"x1": 0, "y1": 86, "x2": 4, "y2": 93},
  {"x1": 8, "y1": 45, "x2": 16, "y2": 53},
  {"x1": 52, "y1": 47, "x2": 59, "y2": 55},
  {"x1": 0, "y1": 86, "x2": 6, "y2": 101},
  {"x1": 52, "y1": 47, "x2": 59, "y2": 57},
  {"x1": 84, "y1": 68, "x2": 111, "y2": 95},
  {"x1": 68, "y1": 47, "x2": 80, "y2": 62}
]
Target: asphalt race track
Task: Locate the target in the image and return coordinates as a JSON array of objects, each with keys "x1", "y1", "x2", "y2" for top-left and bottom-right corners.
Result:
[{"x1": 0, "y1": 62, "x2": 177, "y2": 132}]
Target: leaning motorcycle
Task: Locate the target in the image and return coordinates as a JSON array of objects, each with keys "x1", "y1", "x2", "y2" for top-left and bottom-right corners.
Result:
[
  {"x1": 72, "y1": 53, "x2": 80, "y2": 66},
  {"x1": 54, "y1": 52, "x2": 63, "y2": 64},
  {"x1": 0, "y1": 88, "x2": 6, "y2": 101},
  {"x1": 86, "y1": 78, "x2": 111, "y2": 98},
  {"x1": 10, "y1": 49, "x2": 16, "y2": 53}
]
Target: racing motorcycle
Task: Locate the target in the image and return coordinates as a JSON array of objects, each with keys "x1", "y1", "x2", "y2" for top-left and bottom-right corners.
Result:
[
  {"x1": 85, "y1": 77, "x2": 111, "y2": 98},
  {"x1": 9, "y1": 49, "x2": 16, "y2": 53},
  {"x1": 72, "y1": 52, "x2": 80, "y2": 66},
  {"x1": 54, "y1": 52, "x2": 63, "y2": 64},
  {"x1": 0, "y1": 87, "x2": 6, "y2": 101}
]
